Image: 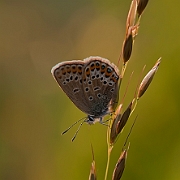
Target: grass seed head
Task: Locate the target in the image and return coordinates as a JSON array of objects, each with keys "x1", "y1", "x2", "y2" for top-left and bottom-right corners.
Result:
[
  {"x1": 116, "y1": 101, "x2": 133, "y2": 135},
  {"x1": 126, "y1": 0, "x2": 138, "y2": 30},
  {"x1": 123, "y1": 31, "x2": 133, "y2": 64},
  {"x1": 89, "y1": 160, "x2": 96, "y2": 180},
  {"x1": 137, "y1": 58, "x2": 161, "y2": 99},
  {"x1": 112, "y1": 149, "x2": 128, "y2": 180},
  {"x1": 110, "y1": 104, "x2": 123, "y2": 145},
  {"x1": 137, "y1": 0, "x2": 149, "y2": 17}
]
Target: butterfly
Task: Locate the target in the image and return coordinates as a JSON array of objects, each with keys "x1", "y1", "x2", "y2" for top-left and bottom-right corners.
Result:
[{"x1": 51, "y1": 56, "x2": 120, "y2": 140}]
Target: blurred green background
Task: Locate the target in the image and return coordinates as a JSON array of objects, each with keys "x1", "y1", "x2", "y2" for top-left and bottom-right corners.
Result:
[{"x1": 0, "y1": 0, "x2": 179, "y2": 179}]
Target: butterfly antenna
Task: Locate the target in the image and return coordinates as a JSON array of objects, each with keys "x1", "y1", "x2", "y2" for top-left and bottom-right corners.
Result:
[
  {"x1": 62, "y1": 117, "x2": 86, "y2": 135},
  {"x1": 71, "y1": 120, "x2": 85, "y2": 142},
  {"x1": 122, "y1": 115, "x2": 138, "y2": 150}
]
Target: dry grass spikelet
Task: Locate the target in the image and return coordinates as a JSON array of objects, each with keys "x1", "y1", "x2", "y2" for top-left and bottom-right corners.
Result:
[
  {"x1": 112, "y1": 148, "x2": 128, "y2": 180},
  {"x1": 89, "y1": 160, "x2": 96, "y2": 180},
  {"x1": 137, "y1": 0, "x2": 149, "y2": 16},
  {"x1": 137, "y1": 58, "x2": 161, "y2": 99},
  {"x1": 116, "y1": 101, "x2": 133, "y2": 135},
  {"x1": 110, "y1": 104, "x2": 123, "y2": 145}
]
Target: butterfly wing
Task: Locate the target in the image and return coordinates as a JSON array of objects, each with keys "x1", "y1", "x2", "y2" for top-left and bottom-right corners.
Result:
[
  {"x1": 51, "y1": 60, "x2": 93, "y2": 114},
  {"x1": 51, "y1": 56, "x2": 120, "y2": 117},
  {"x1": 81, "y1": 56, "x2": 120, "y2": 116}
]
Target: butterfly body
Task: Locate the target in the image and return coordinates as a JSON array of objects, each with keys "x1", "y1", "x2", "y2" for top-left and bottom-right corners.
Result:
[{"x1": 51, "y1": 56, "x2": 120, "y2": 124}]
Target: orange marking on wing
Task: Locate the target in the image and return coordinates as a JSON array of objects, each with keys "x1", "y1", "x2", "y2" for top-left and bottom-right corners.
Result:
[
  {"x1": 105, "y1": 69, "x2": 113, "y2": 77},
  {"x1": 71, "y1": 65, "x2": 77, "y2": 73},
  {"x1": 90, "y1": 65, "x2": 95, "y2": 71},
  {"x1": 77, "y1": 66, "x2": 82, "y2": 74},
  {"x1": 61, "y1": 67, "x2": 66, "y2": 75},
  {"x1": 100, "y1": 64, "x2": 106, "y2": 73},
  {"x1": 86, "y1": 68, "x2": 90, "y2": 76},
  {"x1": 110, "y1": 76, "x2": 118, "y2": 83},
  {"x1": 66, "y1": 66, "x2": 71, "y2": 73}
]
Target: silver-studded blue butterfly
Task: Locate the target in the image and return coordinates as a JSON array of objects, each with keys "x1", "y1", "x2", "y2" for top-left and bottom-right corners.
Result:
[{"x1": 51, "y1": 56, "x2": 120, "y2": 140}]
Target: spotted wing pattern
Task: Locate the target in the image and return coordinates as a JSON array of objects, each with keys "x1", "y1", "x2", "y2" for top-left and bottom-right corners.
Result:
[{"x1": 51, "y1": 56, "x2": 120, "y2": 117}]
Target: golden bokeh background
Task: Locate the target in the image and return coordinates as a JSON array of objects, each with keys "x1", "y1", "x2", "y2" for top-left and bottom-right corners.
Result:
[{"x1": 0, "y1": 0, "x2": 180, "y2": 180}]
